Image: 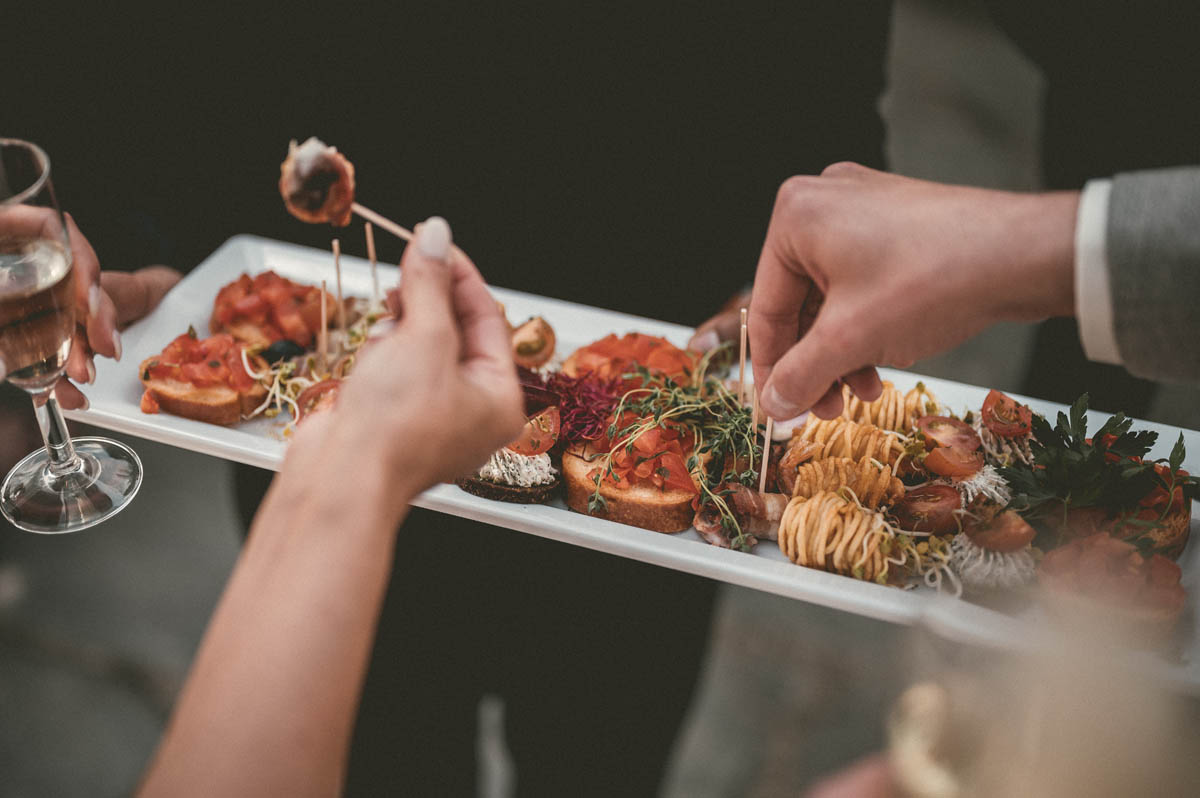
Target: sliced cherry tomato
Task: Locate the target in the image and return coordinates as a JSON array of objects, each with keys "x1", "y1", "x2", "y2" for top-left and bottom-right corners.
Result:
[
  {"x1": 511, "y1": 317, "x2": 557, "y2": 370},
  {"x1": 916, "y1": 416, "x2": 981, "y2": 451},
  {"x1": 965, "y1": 510, "x2": 1036, "y2": 553},
  {"x1": 506, "y1": 406, "x2": 561, "y2": 456},
  {"x1": 892, "y1": 485, "x2": 961, "y2": 533},
  {"x1": 296, "y1": 379, "x2": 342, "y2": 422},
  {"x1": 924, "y1": 445, "x2": 984, "y2": 478},
  {"x1": 980, "y1": 389, "x2": 1032, "y2": 438}
]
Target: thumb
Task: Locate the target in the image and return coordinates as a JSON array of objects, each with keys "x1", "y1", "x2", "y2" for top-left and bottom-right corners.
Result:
[
  {"x1": 759, "y1": 309, "x2": 869, "y2": 420},
  {"x1": 397, "y1": 216, "x2": 456, "y2": 338}
]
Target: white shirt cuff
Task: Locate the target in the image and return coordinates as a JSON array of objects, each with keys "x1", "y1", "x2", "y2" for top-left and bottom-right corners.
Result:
[{"x1": 1074, "y1": 178, "x2": 1121, "y2": 365}]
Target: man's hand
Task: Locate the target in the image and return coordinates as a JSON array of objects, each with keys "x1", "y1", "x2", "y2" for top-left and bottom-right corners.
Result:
[{"x1": 749, "y1": 162, "x2": 1078, "y2": 420}]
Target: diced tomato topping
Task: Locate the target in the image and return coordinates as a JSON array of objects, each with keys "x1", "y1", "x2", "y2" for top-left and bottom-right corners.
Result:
[
  {"x1": 212, "y1": 270, "x2": 334, "y2": 347},
  {"x1": 588, "y1": 411, "x2": 698, "y2": 495},
  {"x1": 566, "y1": 333, "x2": 697, "y2": 388},
  {"x1": 140, "y1": 390, "x2": 161, "y2": 414}
]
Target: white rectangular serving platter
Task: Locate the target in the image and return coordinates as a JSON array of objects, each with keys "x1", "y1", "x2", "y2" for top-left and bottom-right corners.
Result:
[{"x1": 67, "y1": 235, "x2": 1200, "y2": 690}]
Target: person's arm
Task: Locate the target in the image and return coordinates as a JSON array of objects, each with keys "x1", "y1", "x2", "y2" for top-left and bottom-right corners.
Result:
[
  {"x1": 137, "y1": 217, "x2": 523, "y2": 798},
  {"x1": 1097, "y1": 166, "x2": 1200, "y2": 382},
  {"x1": 747, "y1": 162, "x2": 1078, "y2": 420}
]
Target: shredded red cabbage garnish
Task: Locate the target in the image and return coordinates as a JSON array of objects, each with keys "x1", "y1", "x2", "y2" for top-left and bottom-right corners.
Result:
[{"x1": 543, "y1": 371, "x2": 620, "y2": 444}]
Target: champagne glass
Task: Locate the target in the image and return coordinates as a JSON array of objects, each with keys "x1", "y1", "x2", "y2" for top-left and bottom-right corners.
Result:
[{"x1": 0, "y1": 138, "x2": 142, "y2": 533}]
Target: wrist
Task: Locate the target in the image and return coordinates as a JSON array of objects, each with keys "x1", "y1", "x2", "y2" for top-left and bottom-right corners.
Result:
[
  {"x1": 273, "y1": 422, "x2": 424, "y2": 534},
  {"x1": 991, "y1": 190, "x2": 1079, "y2": 322}
]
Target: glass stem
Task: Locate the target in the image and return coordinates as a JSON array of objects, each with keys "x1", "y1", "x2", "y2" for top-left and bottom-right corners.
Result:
[{"x1": 31, "y1": 389, "x2": 80, "y2": 476}]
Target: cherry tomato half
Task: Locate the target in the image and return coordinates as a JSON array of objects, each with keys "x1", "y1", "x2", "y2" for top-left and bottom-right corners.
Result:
[
  {"x1": 916, "y1": 415, "x2": 981, "y2": 451},
  {"x1": 980, "y1": 389, "x2": 1032, "y2": 438},
  {"x1": 924, "y1": 445, "x2": 984, "y2": 478},
  {"x1": 892, "y1": 485, "x2": 961, "y2": 534},
  {"x1": 506, "y1": 406, "x2": 561, "y2": 456},
  {"x1": 966, "y1": 510, "x2": 1036, "y2": 553},
  {"x1": 296, "y1": 379, "x2": 342, "y2": 423}
]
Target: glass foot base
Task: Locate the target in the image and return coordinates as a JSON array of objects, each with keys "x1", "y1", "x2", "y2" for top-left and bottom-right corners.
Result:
[{"x1": 1, "y1": 437, "x2": 143, "y2": 534}]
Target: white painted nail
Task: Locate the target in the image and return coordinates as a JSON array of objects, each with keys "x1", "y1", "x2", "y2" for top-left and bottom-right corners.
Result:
[
  {"x1": 88, "y1": 283, "x2": 102, "y2": 317},
  {"x1": 111, "y1": 329, "x2": 123, "y2": 362},
  {"x1": 415, "y1": 216, "x2": 451, "y2": 260},
  {"x1": 86, "y1": 358, "x2": 96, "y2": 385},
  {"x1": 691, "y1": 330, "x2": 720, "y2": 352},
  {"x1": 79, "y1": 394, "x2": 90, "y2": 411},
  {"x1": 0, "y1": 355, "x2": 7, "y2": 381},
  {"x1": 763, "y1": 383, "x2": 802, "y2": 420}
]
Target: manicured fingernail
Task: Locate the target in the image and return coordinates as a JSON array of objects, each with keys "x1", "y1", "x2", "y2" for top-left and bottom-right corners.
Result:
[
  {"x1": 79, "y1": 395, "x2": 90, "y2": 411},
  {"x1": 762, "y1": 383, "x2": 802, "y2": 420},
  {"x1": 88, "y1": 284, "x2": 102, "y2": 317},
  {"x1": 0, "y1": 356, "x2": 7, "y2": 382},
  {"x1": 111, "y1": 329, "x2": 123, "y2": 362},
  {"x1": 86, "y1": 358, "x2": 96, "y2": 385},
  {"x1": 415, "y1": 216, "x2": 451, "y2": 260},
  {"x1": 692, "y1": 330, "x2": 720, "y2": 352}
]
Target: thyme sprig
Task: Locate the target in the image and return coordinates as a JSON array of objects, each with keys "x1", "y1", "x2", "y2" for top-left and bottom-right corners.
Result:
[{"x1": 584, "y1": 343, "x2": 764, "y2": 551}]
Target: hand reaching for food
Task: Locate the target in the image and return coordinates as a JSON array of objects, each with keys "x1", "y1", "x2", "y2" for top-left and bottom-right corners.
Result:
[
  {"x1": 749, "y1": 162, "x2": 1078, "y2": 421},
  {"x1": 284, "y1": 216, "x2": 524, "y2": 507}
]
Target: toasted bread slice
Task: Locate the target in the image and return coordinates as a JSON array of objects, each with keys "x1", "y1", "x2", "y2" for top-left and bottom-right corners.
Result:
[
  {"x1": 562, "y1": 443, "x2": 695, "y2": 533},
  {"x1": 139, "y1": 356, "x2": 268, "y2": 426},
  {"x1": 456, "y1": 474, "x2": 561, "y2": 504}
]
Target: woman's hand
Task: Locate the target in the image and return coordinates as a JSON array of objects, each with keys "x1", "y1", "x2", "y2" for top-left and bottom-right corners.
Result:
[
  {"x1": 749, "y1": 162, "x2": 1078, "y2": 420},
  {"x1": 285, "y1": 216, "x2": 524, "y2": 515},
  {"x1": 139, "y1": 219, "x2": 523, "y2": 798},
  {"x1": 58, "y1": 212, "x2": 181, "y2": 408},
  {"x1": 0, "y1": 203, "x2": 180, "y2": 407}
]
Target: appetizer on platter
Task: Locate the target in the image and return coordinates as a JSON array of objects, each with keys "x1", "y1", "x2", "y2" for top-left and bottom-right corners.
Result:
[
  {"x1": 139, "y1": 330, "x2": 267, "y2": 426},
  {"x1": 279, "y1": 137, "x2": 356, "y2": 227},
  {"x1": 457, "y1": 382, "x2": 563, "y2": 503}
]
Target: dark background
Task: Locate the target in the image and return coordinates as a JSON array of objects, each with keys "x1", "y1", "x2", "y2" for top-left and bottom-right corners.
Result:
[{"x1": 13, "y1": 4, "x2": 889, "y2": 326}]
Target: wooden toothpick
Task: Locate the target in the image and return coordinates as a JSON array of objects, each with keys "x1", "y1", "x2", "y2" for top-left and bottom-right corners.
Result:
[
  {"x1": 318, "y1": 279, "x2": 329, "y2": 374},
  {"x1": 758, "y1": 417, "x2": 774, "y2": 494},
  {"x1": 351, "y1": 202, "x2": 412, "y2": 242},
  {"x1": 365, "y1": 221, "x2": 380, "y2": 308},
  {"x1": 750, "y1": 390, "x2": 760, "y2": 474},
  {"x1": 332, "y1": 238, "x2": 347, "y2": 339},
  {"x1": 350, "y1": 202, "x2": 468, "y2": 261},
  {"x1": 737, "y1": 307, "x2": 748, "y2": 405}
]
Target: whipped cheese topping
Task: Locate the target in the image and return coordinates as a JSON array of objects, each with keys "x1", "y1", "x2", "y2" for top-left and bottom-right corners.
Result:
[
  {"x1": 290, "y1": 136, "x2": 335, "y2": 178},
  {"x1": 478, "y1": 449, "x2": 556, "y2": 487},
  {"x1": 949, "y1": 534, "x2": 1035, "y2": 591}
]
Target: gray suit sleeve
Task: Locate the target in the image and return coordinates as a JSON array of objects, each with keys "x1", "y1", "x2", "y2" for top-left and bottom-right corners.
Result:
[{"x1": 1107, "y1": 166, "x2": 1200, "y2": 382}]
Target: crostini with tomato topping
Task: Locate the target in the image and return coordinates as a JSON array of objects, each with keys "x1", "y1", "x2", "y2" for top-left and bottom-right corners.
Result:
[
  {"x1": 139, "y1": 329, "x2": 268, "y2": 426},
  {"x1": 210, "y1": 270, "x2": 345, "y2": 351}
]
